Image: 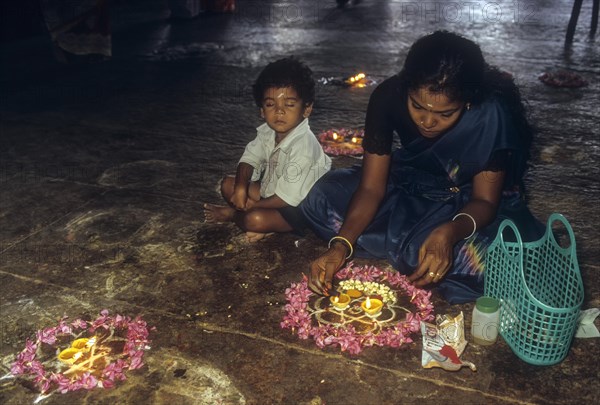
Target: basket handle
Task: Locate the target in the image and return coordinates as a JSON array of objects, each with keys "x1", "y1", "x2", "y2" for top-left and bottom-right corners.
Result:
[
  {"x1": 497, "y1": 218, "x2": 524, "y2": 259},
  {"x1": 545, "y1": 213, "x2": 577, "y2": 255}
]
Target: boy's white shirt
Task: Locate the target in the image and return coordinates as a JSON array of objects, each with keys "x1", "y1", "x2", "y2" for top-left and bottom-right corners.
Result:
[{"x1": 238, "y1": 118, "x2": 331, "y2": 207}]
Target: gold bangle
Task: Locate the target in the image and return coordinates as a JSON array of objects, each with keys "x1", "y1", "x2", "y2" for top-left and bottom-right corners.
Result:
[
  {"x1": 452, "y1": 212, "x2": 477, "y2": 239},
  {"x1": 328, "y1": 236, "x2": 354, "y2": 260}
]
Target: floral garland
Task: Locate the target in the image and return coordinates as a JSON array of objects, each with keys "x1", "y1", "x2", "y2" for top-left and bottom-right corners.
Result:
[
  {"x1": 317, "y1": 128, "x2": 364, "y2": 156},
  {"x1": 317, "y1": 74, "x2": 377, "y2": 88},
  {"x1": 7, "y1": 310, "x2": 152, "y2": 397},
  {"x1": 538, "y1": 69, "x2": 588, "y2": 88},
  {"x1": 281, "y1": 263, "x2": 434, "y2": 355}
]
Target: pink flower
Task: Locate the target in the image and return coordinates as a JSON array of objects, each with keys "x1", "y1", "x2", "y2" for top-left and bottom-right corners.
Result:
[
  {"x1": 53, "y1": 373, "x2": 75, "y2": 393},
  {"x1": 36, "y1": 327, "x2": 57, "y2": 345},
  {"x1": 33, "y1": 369, "x2": 50, "y2": 392},
  {"x1": 405, "y1": 313, "x2": 422, "y2": 333},
  {"x1": 25, "y1": 338, "x2": 38, "y2": 354},
  {"x1": 102, "y1": 359, "x2": 128, "y2": 381},
  {"x1": 71, "y1": 319, "x2": 88, "y2": 329},
  {"x1": 57, "y1": 318, "x2": 72, "y2": 335},
  {"x1": 90, "y1": 309, "x2": 114, "y2": 331},
  {"x1": 29, "y1": 361, "x2": 45, "y2": 376},
  {"x1": 39, "y1": 376, "x2": 52, "y2": 393},
  {"x1": 114, "y1": 314, "x2": 131, "y2": 329},
  {"x1": 129, "y1": 351, "x2": 145, "y2": 370},
  {"x1": 297, "y1": 326, "x2": 310, "y2": 339},
  {"x1": 10, "y1": 361, "x2": 25, "y2": 375},
  {"x1": 127, "y1": 317, "x2": 150, "y2": 344},
  {"x1": 100, "y1": 379, "x2": 114, "y2": 389},
  {"x1": 15, "y1": 339, "x2": 37, "y2": 365},
  {"x1": 79, "y1": 372, "x2": 98, "y2": 390}
]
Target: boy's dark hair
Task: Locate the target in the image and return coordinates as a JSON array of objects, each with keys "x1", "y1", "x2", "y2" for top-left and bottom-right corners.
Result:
[{"x1": 252, "y1": 57, "x2": 315, "y2": 107}]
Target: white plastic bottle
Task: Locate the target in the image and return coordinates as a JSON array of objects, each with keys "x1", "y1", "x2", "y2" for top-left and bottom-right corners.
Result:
[{"x1": 471, "y1": 296, "x2": 500, "y2": 345}]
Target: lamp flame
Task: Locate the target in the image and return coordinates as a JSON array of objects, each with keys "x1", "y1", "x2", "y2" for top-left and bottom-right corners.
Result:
[{"x1": 346, "y1": 73, "x2": 367, "y2": 85}]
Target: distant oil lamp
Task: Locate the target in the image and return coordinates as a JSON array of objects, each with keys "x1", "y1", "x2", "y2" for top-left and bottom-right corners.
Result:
[
  {"x1": 346, "y1": 72, "x2": 366, "y2": 85},
  {"x1": 351, "y1": 136, "x2": 362, "y2": 145},
  {"x1": 331, "y1": 132, "x2": 343, "y2": 142},
  {"x1": 330, "y1": 293, "x2": 351, "y2": 310},
  {"x1": 361, "y1": 296, "x2": 383, "y2": 317}
]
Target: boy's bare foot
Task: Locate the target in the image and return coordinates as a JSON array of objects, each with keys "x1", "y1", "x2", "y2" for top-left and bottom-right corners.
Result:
[
  {"x1": 204, "y1": 203, "x2": 235, "y2": 223},
  {"x1": 245, "y1": 231, "x2": 274, "y2": 243}
]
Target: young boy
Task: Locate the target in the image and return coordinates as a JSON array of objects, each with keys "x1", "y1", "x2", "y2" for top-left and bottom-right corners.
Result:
[{"x1": 204, "y1": 57, "x2": 331, "y2": 242}]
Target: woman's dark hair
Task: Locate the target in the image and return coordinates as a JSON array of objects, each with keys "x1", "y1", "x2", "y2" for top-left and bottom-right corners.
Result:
[
  {"x1": 252, "y1": 57, "x2": 315, "y2": 107},
  {"x1": 399, "y1": 30, "x2": 533, "y2": 166}
]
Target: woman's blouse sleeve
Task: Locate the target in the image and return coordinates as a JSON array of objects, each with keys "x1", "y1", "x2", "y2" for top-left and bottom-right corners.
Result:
[{"x1": 362, "y1": 81, "x2": 395, "y2": 155}]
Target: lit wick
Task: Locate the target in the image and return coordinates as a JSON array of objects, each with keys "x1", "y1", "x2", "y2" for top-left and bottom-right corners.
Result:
[
  {"x1": 361, "y1": 296, "x2": 383, "y2": 317},
  {"x1": 346, "y1": 73, "x2": 367, "y2": 85},
  {"x1": 330, "y1": 293, "x2": 351, "y2": 310}
]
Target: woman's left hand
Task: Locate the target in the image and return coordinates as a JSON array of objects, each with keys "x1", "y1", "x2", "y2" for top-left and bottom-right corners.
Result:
[{"x1": 408, "y1": 224, "x2": 455, "y2": 287}]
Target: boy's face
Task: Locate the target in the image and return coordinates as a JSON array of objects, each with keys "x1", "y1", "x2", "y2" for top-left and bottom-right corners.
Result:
[{"x1": 260, "y1": 86, "x2": 312, "y2": 138}]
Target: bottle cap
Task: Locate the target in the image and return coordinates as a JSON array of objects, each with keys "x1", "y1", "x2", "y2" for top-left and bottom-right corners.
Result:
[{"x1": 476, "y1": 296, "x2": 499, "y2": 313}]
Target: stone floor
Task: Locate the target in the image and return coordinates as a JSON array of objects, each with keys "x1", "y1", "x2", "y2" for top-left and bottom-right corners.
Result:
[{"x1": 0, "y1": 0, "x2": 599, "y2": 404}]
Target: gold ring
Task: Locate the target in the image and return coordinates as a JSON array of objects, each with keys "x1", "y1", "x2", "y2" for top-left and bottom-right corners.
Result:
[{"x1": 429, "y1": 272, "x2": 435, "y2": 277}]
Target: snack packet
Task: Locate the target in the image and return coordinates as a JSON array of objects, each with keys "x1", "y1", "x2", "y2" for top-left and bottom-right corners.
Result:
[{"x1": 420, "y1": 312, "x2": 476, "y2": 371}]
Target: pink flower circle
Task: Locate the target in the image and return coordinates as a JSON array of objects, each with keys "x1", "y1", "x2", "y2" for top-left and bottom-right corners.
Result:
[
  {"x1": 10, "y1": 311, "x2": 153, "y2": 395},
  {"x1": 317, "y1": 128, "x2": 365, "y2": 156},
  {"x1": 281, "y1": 263, "x2": 434, "y2": 354}
]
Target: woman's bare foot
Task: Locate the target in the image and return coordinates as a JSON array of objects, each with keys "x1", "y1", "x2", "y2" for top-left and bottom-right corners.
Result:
[
  {"x1": 204, "y1": 203, "x2": 235, "y2": 223},
  {"x1": 245, "y1": 231, "x2": 274, "y2": 243}
]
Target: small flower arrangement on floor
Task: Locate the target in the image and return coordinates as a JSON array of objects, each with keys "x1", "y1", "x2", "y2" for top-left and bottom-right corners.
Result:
[
  {"x1": 281, "y1": 263, "x2": 434, "y2": 355},
  {"x1": 317, "y1": 128, "x2": 365, "y2": 156},
  {"x1": 538, "y1": 69, "x2": 588, "y2": 88},
  {"x1": 318, "y1": 72, "x2": 377, "y2": 88},
  {"x1": 5, "y1": 310, "x2": 153, "y2": 400}
]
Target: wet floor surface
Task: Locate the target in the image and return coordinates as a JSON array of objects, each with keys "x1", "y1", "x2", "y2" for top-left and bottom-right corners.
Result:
[{"x1": 1, "y1": 0, "x2": 599, "y2": 404}]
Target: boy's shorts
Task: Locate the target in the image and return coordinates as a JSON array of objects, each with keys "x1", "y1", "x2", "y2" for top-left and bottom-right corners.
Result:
[{"x1": 278, "y1": 205, "x2": 308, "y2": 236}]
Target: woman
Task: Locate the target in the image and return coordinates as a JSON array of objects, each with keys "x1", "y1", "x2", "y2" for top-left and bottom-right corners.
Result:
[{"x1": 301, "y1": 31, "x2": 544, "y2": 304}]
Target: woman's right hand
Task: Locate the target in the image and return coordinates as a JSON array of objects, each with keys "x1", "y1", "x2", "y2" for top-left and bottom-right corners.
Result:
[
  {"x1": 307, "y1": 152, "x2": 390, "y2": 295},
  {"x1": 308, "y1": 242, "x2": 348, "y2": 295}
]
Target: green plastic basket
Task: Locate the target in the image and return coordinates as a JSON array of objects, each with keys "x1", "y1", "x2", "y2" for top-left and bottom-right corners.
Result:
[{"x1": 485, "y1": 213, "x2": 584, "y2": 366}]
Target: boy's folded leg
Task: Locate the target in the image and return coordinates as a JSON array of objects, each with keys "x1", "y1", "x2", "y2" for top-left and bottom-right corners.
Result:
[{"x1": 203, "y1": 203, "x2": 235, "y2": 223}]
